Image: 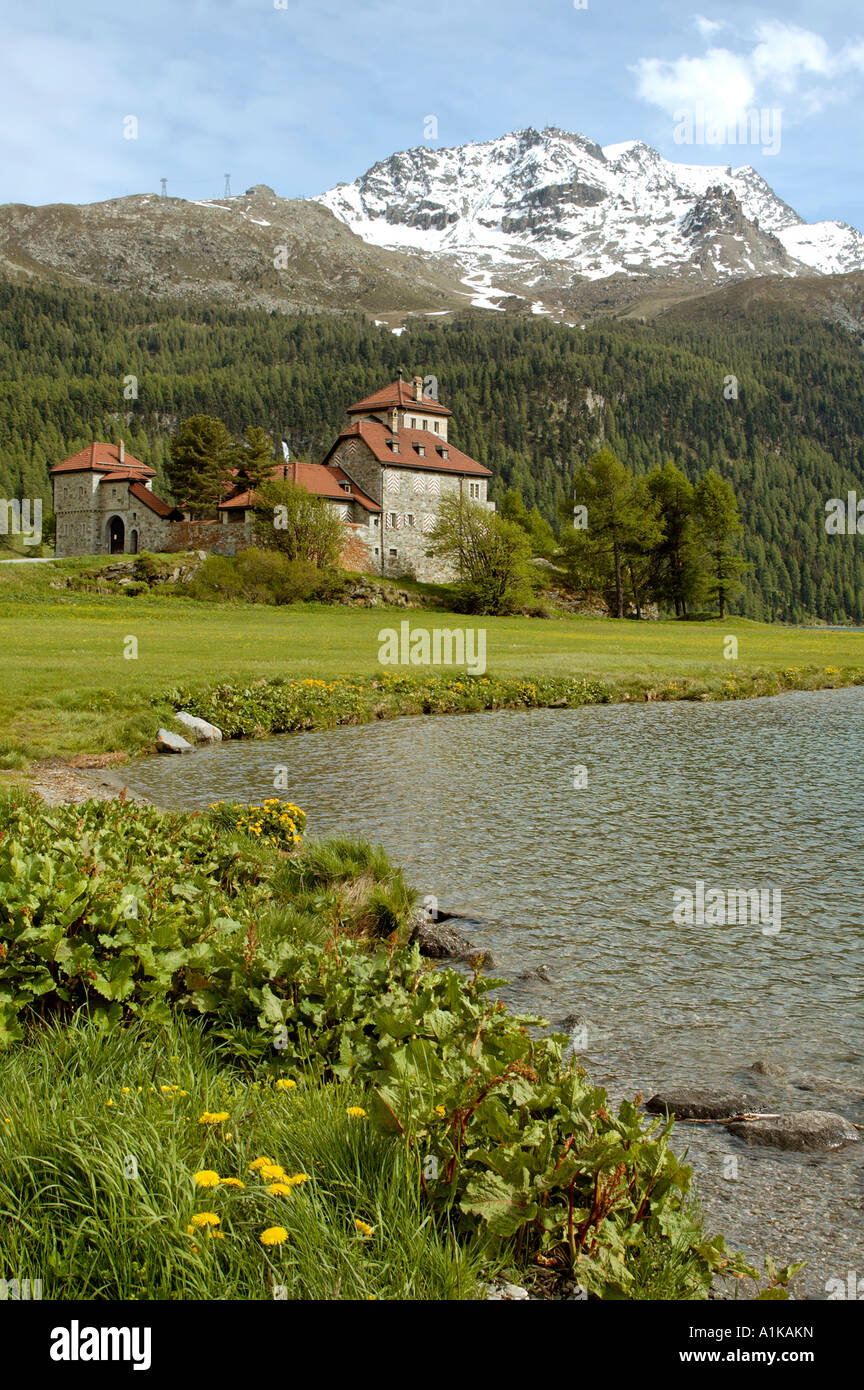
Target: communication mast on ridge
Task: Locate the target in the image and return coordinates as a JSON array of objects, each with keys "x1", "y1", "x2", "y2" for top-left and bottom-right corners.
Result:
[
  {"x1": 224, "y1": 173, "x2": 232, "y2": 198},
  {"x1": 160, "y1": 178, "x2": 168, "y2": 197}
]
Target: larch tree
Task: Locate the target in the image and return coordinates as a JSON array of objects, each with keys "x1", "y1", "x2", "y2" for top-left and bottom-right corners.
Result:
[{"x1": 693, "y1": 468, "x2": 748, "y2": 619}]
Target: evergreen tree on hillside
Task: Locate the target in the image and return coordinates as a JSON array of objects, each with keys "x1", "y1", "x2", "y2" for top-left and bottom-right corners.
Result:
[
  {"x1": 693, "y1": 469, "x2": 748, "y2": 619},
  {"x1": 166, "y1": 415, "x2": 234, "y2": 512},
  {"x1": 562, "y1": 448, "x2": 659, "y2": 619},
  {"x1": 646, "y1": 461, "x2": 704, "y2": 617},
  {"x1": 233, "y1": 426, "x2": 275, "y2": 492},
  {"x1": 500, "y1": 487, "x2": 557, "y2": 557}
]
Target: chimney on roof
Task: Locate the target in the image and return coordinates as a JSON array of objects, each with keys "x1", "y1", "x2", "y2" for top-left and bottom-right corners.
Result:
[
  {"x1": 119, "y1": 439, "x2": 125, "y2": 464},
  {"x1": 413, "y1": 374, "x2": 423, "y2": 403}
]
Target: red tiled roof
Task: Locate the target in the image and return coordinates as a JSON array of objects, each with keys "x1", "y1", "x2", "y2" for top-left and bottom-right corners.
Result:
[
  {"x1": 322, "y1": 420, "x2": 491, "y2": 477},
  {"x1": 99, "y1": 469, "x2": 153, "y2": 483},
  {"x1": 51, "y1": 442, "x2": 154, "y2": 476},
  {"x1": 129, "y1": 481, "x2": 177, "y2": 517},
  {"x1": 346, "y1": 378, "x2": 452, "y2": 417},
  {"x1": 219, "y1": 461, "x2": 380, "y2": 513},
  {"x1": 219, "y1": 490, "x2": 257, "y2": 511}
]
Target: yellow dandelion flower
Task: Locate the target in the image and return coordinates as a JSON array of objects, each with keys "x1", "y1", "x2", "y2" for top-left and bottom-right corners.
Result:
[
  {"x1": 267, "y1": 1182, "x2": 293, "y2": 1197},
  {"x1": 249, "y1": 1156, "x2": 274, "y2": 1171},
  {"x1": 355, "y1": 1220, "x2": 374, "y2": 1236},
  {"x1": 259, "y1": 1226, "x2": 289, "y2": 1247},
  {"x1": 275, "y1": 1079, "x2": 296, "y2": 1091},
  {"x1": 121, "y1": 1087, "x2": 131, "y2": 1094},
  {"x1": 287, "y1": 1173, "x2": 309, "y2": 1187},
  {"x1": 346, "y1": 1106, "x2": 367, "y2": 1118},
  {"x1": 220, "y1": 1177, "x2": 245, "y2": 1188},
  {"x1": 106, "y1": 1099, "x2": 113, "y2": 1107},
  {"x1": 259, "y1": 1163, "x2": 287, "y2": 1182},
  {"x1": 198, "y1": 1111, "x2": 230, "y2": 1125},
  {"x1": 434, "y1": 1105, "x2": 446, "y2": 1117},
  {"x1": 193, "y1": 1170, "x2": 221, "y2": 1188},
  {"x1": 190, "y1": 1212, "x2": 221, "y2": 1228}
]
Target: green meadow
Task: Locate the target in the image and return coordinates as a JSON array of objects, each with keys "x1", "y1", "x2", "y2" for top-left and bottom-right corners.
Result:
[{"x1": 1, "y1": 556, "x2": 864, "y2": 762}]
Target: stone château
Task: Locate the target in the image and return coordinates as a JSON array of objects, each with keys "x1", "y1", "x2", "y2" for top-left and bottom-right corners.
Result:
[{"x1": 51, "y1": 374, "x2": 493, "y2": 580}]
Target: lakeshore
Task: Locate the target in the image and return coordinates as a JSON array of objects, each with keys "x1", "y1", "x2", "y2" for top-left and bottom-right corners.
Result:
[
  {"x1": 2, "y1": 556, "x2": 864, "y2": 766},
  {"x1": 114, "y1": 689, "x2": 864, "y2": 1302}
]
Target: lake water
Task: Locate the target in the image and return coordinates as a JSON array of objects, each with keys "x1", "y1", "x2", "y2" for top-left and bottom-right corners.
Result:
[{"x1": 121, "y1": 688, "x2": 864, "y2": 1296}]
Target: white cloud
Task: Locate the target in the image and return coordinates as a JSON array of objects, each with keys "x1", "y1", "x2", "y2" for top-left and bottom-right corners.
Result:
[
  {"x1": 750, "y1": 22, "x2": 833, "y2": 92},
  {"x1": 633, "y1": 21, "x2": 864, "y2": 128},
  {"x1": 694, "y1": 16, "x2": 725, "y2": 41},
  {"x1": 635, "y1": 48, "x2": 755, "y2": 127}
]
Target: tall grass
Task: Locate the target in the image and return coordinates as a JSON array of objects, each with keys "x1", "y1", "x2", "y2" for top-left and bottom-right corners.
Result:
[{"x1": 0, "y1": 1016, "x2": 489, "y2": 1300}]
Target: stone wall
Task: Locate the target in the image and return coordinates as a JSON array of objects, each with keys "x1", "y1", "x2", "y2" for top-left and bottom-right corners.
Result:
[
  {"x1": 339, "y1": 524, "x2": 376, "y2": 574},
  {"x1": 164, "y1": 519, "x2": 253, "y2": 556}
]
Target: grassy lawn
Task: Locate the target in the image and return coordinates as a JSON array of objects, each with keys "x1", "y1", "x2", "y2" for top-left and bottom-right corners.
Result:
[{"x1": 2, "y1": 556, "x2": 864, "y2": 760}]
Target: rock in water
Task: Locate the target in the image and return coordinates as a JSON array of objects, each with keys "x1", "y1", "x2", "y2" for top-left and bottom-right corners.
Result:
[
  {"x1": 645, "y1": 1088, "x2": 763, "y2": 1120},
  {"x1": 725, "y1": 1111, "x2": 861, "y2": 1152},
  {"x1": 156, "y1": 728, "x2": 194, "y2": 754},
  {"x1": 748, "y1": 1059, "x2": 787, "y2": 1078},
  {"x1": 174, "y1": 710, "x2": 223, "y2": 743},
  {"x1": 408, "y1": 913, "x2": 494, "y2": 966}
]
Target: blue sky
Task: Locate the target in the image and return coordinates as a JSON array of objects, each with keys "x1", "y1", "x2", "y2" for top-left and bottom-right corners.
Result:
[{"x1": 3, "y1": 0, "x2": 864, "y2": 228}]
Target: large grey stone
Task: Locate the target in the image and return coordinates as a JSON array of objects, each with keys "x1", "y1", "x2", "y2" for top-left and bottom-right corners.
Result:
[
  {"x1": 409, "y1": 914, "x2": 494, "y2": 967},
  {"x1": 726, "y1": 1111, "x2": 861, "y2": 1152},
  {"x1": 174, "y1": 710, "x2": 223, "y2": 743},
  {"x1": 645, "y1": 1088, "x2": 763, "y2": 1120},
  {"x1": 156, "y1": 728, "x2": 194, "y2": 754}
]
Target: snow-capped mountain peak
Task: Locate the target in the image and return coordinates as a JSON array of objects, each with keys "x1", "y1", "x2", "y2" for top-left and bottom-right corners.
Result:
[{"x1": 315, "y1": 127, "x2": 864, "y2": 295}]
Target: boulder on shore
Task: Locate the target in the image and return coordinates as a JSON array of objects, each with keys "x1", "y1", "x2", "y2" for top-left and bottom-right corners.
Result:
[
  {"x1": 725, "y1": 1111, "x2": 861, "y2": 1152},
  {"x1": 645, "y1": 1088, "x2": 763, "y2": 1120},
  {"x1": 156, "y1": 728, "x2": 194, "y2": 754},
  {"x1": 174, "y1": 710, "x2": 223, "y2": 743},
  {"x1": 408, "y1": 911, "x2": 495, "y2": 967}
]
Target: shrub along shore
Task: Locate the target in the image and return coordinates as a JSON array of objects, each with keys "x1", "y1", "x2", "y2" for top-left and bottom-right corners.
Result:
[
  {"x1": 0, "y1": 790, "x2": 803, "y2": 1300},
  {"x1": 166, "y1": 663, "x2": 864, "y2": 744}
]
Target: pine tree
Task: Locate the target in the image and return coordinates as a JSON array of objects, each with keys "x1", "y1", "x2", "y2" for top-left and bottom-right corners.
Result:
[
  {"x1": 646, "y1": 461, "x2": 703, "y2": 616},
  {"x1": 233, "y1": 426, "x2": 275, "y2": 491},
  {"x1": 166, "y1": 415, "x2": 234, "y2": 513},
  {"x1": 693, "y1": 469, "x2": 748, "y2": 619}
]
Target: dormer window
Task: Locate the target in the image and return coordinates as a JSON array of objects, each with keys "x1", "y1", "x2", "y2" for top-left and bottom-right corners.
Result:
[
  {"x1": 416, "y1": 445, "x2": 425, "y2": 457},
  {"x1": 339, "y1": 481, "x2": 352, "y2": 492},
  {"x1": 388, "y1": 439, "x2": 400, "y2": 452},
  {"x1": 438, "y1": 447, "x2": 449, "y2": 459}
]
